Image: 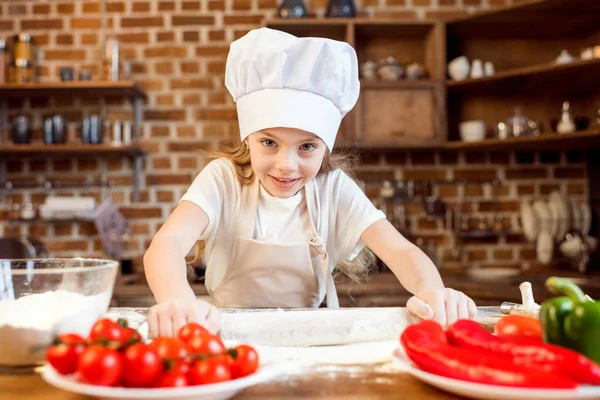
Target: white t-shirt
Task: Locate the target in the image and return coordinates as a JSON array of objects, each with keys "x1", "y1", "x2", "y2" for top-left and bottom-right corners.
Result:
[{"x1": 180, "y1": 158, "x2": 386, "y2": 292}]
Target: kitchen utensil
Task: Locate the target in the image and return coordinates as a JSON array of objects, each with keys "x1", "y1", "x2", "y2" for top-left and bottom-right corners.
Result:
[
  {"x1": 448, "y1": 56, "x2": 470, "y2": 81},
  {"x1": 0, "y1": 259, "x2": 117, "y2": 373},
  {"x1": 11, "y1": 115, "x2": 31, "y2": 144},
  {"x1": 459, "y1": 120, "x2": 486, "y2": 142},
  {"x1": 277, "y1": 0, "x2": 308, "y2": 18},
  {"x1": 557, "y1": 101, "x2": 576, "y2": 134},
  {"x1": 59, "y1": 67, "x2": 74, "y2": 82},
  {"x1": 325, "y1": 0, "x2": 356, "y2": 18},
  {"x1": 506, "y1": 106, "x2": 530, "y2": 137},
  {"x1": 82, "y1": 115, "x2": 104, "y2": 144},
  {"x1": 377, "y1": 57, "x2": 403, "y2": 80},
  {"x1": 470, "y1": 59, "x2": 484, "y2": 78}
]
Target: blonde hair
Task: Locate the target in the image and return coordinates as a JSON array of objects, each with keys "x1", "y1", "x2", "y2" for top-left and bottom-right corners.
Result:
[{"x1": 187, "y1": 140, "x2": 376, "y2": 283}]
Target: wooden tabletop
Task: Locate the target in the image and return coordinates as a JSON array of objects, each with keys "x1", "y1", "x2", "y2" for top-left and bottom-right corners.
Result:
[{"x1": 0, "y1": 364, "x2": 463, "y2": 400}]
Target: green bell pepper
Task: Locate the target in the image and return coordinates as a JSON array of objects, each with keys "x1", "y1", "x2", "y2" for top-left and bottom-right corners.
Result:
[{"x1": 540, "y1": 276, "x2": 600, "y2": 364}]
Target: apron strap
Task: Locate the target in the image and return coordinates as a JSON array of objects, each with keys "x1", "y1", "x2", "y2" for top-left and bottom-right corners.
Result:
[
  {"x1": 238, "y1": 176, "x2": 259, "y2": 239},
  {"x1": 305, "y1": 181, "x2": 340, "y2": 309}
]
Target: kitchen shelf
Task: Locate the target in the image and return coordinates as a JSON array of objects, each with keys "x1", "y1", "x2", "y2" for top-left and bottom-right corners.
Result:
[
  {"x1": 447, "y1": 58, "x2": 600, "y2": 95},
  {"x1": 445, "y1": 127, "x2": 600, "y2": 151},
  {"x1": 6, "y1": 218, "x2": 93, "y2": 224},
  {"x1": 0, "y1": 81, "x2": 147, "y2": 99},
  {"x1": 0, "y1": 144, "x2": 147, "y2": 157},
  {"x1": 361, "y1": 79, "x2": 437, "y2": 90}
]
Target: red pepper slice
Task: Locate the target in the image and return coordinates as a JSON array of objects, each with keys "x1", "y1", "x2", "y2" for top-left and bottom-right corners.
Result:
[
  {"x1": 401, "y1": 320, "x2": 578, "y2": 389},
  {"x1": 447, "y1": 319, "x2": 600, "y2": 385}
]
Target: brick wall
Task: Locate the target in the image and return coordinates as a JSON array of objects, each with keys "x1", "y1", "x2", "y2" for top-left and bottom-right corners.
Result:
[{"x1": 0, "y1": 0, "x2": 587, "y2": 274}]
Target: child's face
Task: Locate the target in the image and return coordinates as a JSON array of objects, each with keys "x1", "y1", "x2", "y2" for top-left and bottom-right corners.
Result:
[{"x1": 247, "y1": 127, "x2": 327, "y2": 198}]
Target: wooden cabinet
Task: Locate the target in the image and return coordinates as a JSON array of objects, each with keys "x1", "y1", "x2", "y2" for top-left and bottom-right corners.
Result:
[
  {"x1": 445, "y1": 0, "x2": 600, "y2": 149},
  {"x1": 264, "y1": 18, "x2": 447, "y2": 150}
]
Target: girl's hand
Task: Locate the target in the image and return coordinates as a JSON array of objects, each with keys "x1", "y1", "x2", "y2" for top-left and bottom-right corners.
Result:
[
  {"x1": 407, "y1": 288, "x2": 477, "y2": 326},
  {"x1": 147, "y1": 298, "x2": 221, "y2": 338}
]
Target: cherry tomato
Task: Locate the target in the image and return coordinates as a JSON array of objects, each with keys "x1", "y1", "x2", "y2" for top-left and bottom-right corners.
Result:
[
  {"x1": 495, "y1": 315, "x2": 542, "y2": 341},
  {"x1": 178, "y1": 322, "x2": 208, "y2": 344},
  {"x1": 149, "y1": 337, "x2": 188, "y2": 361},
  {"x1": 185, "y1": 332, "x2": 226, "y2": 356},
  {"x1": 88, "y1": 318, "x2": 123, "y2": 346},
  {"x1": 153, "y1": 370, "x2": 189, "y2": 388},
  {"x1": 229, "y1": 345, "x2": 259, "y2": 378},
  {"x1": 46, "y1": 334, "x2": 86, "y2": 375},
  {"x1": 120, "y1": 327, "x2": 142, "y2": 349},
  {"x1": 122, "y1": 343, "x2": 163, "y2": 387},
  {"x1": 77, "y1": 345, "x2": 124, "y2": 386},
  {"x1": 188, "y1": 356, "x2": 231, "y2": 385}
]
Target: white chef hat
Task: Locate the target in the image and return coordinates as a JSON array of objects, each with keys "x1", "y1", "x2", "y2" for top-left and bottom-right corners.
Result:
[{"x1": 225, "y1": 27, "x2": 360, "y2": 151}]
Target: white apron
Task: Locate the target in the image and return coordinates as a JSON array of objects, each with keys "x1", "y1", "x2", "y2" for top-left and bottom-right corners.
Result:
[{"x1": 209, "y1": 176, "x2": 339, "y2": 309}]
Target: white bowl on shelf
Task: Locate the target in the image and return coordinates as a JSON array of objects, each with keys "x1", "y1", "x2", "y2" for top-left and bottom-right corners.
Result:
[
  {"x1": 448, "y1": 56, "x2": 470, "y2": 81},
  {"x1": 459, "y1": 120, "x2": 486, "y2": 142}
]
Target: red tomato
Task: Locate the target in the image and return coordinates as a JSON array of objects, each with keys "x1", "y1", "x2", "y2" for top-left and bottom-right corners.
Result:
[
  {"x1": 77, "y1": 345, "x2": 124, "y2": 386},
  {"x1": 185, "y1": 332, "x2": 226, "y2": 356},
  {"x1": 120, "y1": 327, "x2": 142, "y2": 349},
  {"x1": 188, "y1": 356, "x2": 232, "y2": 385},
  {"x1": 149, "y1": 337, "x2": 188, "y2": 361},
  {"x1": 153, "y1": 370, "x2": 189, "y2": 388},
  {"x1": 178, "y1": 323, "x2": 208, "y2": 344},
  {"x1": 495, "y1": 315, "x2": 542, "y2": 340},
  {"x1": 46, "y1": 334, "x2": 86, "y2": 375},
  {"x1": 229, "y1": 345, "x2": 259, "y2": 379},
  {"x1": 88, "y1": 318, "x2": 123, "y2": 345},
  {"x1": 122, "y1": 343, "x2": 163, "y2": 387}
]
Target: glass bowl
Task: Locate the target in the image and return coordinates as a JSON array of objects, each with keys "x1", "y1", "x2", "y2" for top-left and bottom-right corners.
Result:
[{"x1": 0, "y1": 258, "x2": 118, "y2": 373}]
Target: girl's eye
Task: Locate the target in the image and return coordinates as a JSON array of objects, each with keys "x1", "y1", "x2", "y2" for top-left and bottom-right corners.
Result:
[
  {"x1": 300, "y1": 143, "x2": 316, "y2": 151},
  {"x1": 261, "y1": 139, "x2": 276, "y2": 148}
]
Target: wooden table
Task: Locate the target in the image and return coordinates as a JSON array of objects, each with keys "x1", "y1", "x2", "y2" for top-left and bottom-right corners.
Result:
[{"x1": 0, "y1": 365, "x2": 463, "y2": 399}]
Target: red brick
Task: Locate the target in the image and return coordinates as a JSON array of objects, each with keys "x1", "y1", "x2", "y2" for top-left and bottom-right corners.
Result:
[
  {"x1": 453, "y1": 168, "x2": 497, "y2": 181},
  {"x1": 167, "y1": 141, "x2": 213, "y2": 152},
  {"x1": 178, "y1": 157, "x2": 198, "y2": 169},
  {"x1": 493, "y1": 249, "x2": 513, "y2": 261},
  {"x1": 159, "y1": 1, "x2": 176, "y2": 11},
  {"x1": 121, "y1": 17, "x2": 164, "y2": 28},
  {"x1": 8, "y1": 4, "x2": 27, "y2": 15},
  {"x1": 195, "y1": 46, "x2": 229, "y2": 57},
  {"x1": 517, "y1": 184, "x2": 535, "y2": 195},
  {"x1": 77, "y1": 160, "x2": 98, "y2": 171},
  {"x1": 155, "y1": 61, "x2": 174, "y2": 74},
  {"x1": 479, "y1": 200, "x2": 520, "y2": 212},
  {"x1": 145, "y1": 46, "x2": 188, "y2": 58},
  {"x1": 44, "y1": 50, "x2": 87, "y2": 61},
  {"x1": 312, "y1": 0, "x2": 328, "y2": 6},
  {"x1": 157, "y1": 191, "x2": 175, "y2": 202},
  {"x1": 152, "y1": 157, "x2": 172, "y2": 169},
  {"x1": 233, "y1": 0, "x2": 252, "y2": 10},
  {"x1": 147, "y1": 174, "x2": 192, "y2": 185},
  {"x1": 554, "y1": 168, "x2": 585, "y2": 179},
  {"x1": 540, "y1": 184, "x2": 560, "y2": 195},
  {"x1": 0, "y1": 20, "x2": 14, "y2": 31},
  {"x1": 182, "y1": 1, "x2": 201, "y2": 10},
  {"x1": 177, "y1": 126, "x2": 197, "y2": 138},
  {"x1": 156, "y1": 94, "x2": 175, "y2": 106},
  {"x1": 403, "y1": 169, "x2": 447, "y2": 180},
  {"x1": 138, "y1": 79, "x2": 165, "y2": 91},
  {"x1": 182, "y1": 94, "x2": 202, "y2": 105},
  {"x1": 117, "y1": 32, "x2": 150, "y2": 44},
  {"x1": 53, "y1": 160, "x2": 72, "y2": 172},
  {"x1": 491, "y1": 184, "x2": 510, "y2": 197},
  {"x1": 489, "y1": 0, "x2": 508, "y2": 6},
  {"x1": 258, "y1": 0, "x2": 277, "y2": 7},
  {"x1": 425, "y1": 10, "x2": 469, "y2": 20},
  {"x1": 195, "y1": 109, "x2": 237, "y2": 121},
  {"x1": 467, "y1": 250, "x2": 488, "y2": 261},
  {"x1": 223, "y1": 15, "x2": 264, "y2": 25},
  {"x1": 355, "y1": 170, "x2": 396, "y2": 181},
  {"x1": 82, "y1": 2, "x2": 101, "y2": 12},
  {"x1": 411, "y1": 151, "x2": 435, "y2": 165},
  {"x1": 108, "y1": 1, "x2": 126, "y2": 12},
  {"x1": 208, "y1": 0, "x2": 225, "y2": 10},
  {"x1": 21, "y1": 19, "x2": 63, "y2": 30},
  {"x1": 47, "y1": 240, "x2": 89, "y2": 251},
  {"x1": 55, "y1": 34, "x2": 74, "y2": 45},
  {"x1": 181, "y1": 61, "x2": 200, "y2": 74},
  {"x1": 156, "y1": 32, "x2": 176, "y2": 42},
  {"x1": 207, "y1": 60, "x2": 226, "y2": 73},
  {"x1": 208, "y1": 92, "x2": 227, "y2": 104},
  {"x1": 567, "y1": 183, "x2": 585, "y2": 195},
  {"x1": 121, "y1": 207, "x2": 163, "y2": 219},
  {"x1": 151, "y1": 126, "x2": 171, "y2": 137},
  {"x1": 172, "y1": 15, "x2": 215, "y2": 26},
  {"x1": 71, "y1": 18, "x2": 102, "y2": 29},
  {"x1": 81, "y1": 33, "x2": 98, "y2": 45},
  {"x1": 32, "y1": 4, "x2": 51, "y2": 14},
  {"x1": 373, "y1": 10, "x2": 417, "y2": 19},
  {"x1": 131, "y1": 223, "x2": 150, "y2": 235},
  {"x1": 413, "y1": 0, "x2": 431, "y2": 5},
  {"x1": 171, "y1": 78, "x2": 213, "y2": 89},
  {"x1": 505, "y1": 168, "x2": 548, "y2": 180},
  {"x1": 130, "y1": 62, "x2": 148, "y2": 74},
  {"x1": 439, "y1": 0, "x2": 457, "y2": 4},
  {"x1": 145, "y1": 109, "x2": 187, "y2": 121},
  {"x1": 209, "y1": 30, "x2": 226, "y2": 41},
  {"x1": 183, "y1": 31, "x2": 200, "y2": 42},
  {"x1": 132, "y1": 1, "x2": 151, "y2": 12},
  {"x1": 464, "y1": 0, "x2": 482, "y2": 4}
]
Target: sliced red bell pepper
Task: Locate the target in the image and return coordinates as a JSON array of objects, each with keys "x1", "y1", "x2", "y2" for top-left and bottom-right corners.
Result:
[
  {"x1": 447, "y1": 319, "x2": 600, "y2": 385},
  {"x1": 400, "y1": 320, "x2": 577, "y2": 389}
]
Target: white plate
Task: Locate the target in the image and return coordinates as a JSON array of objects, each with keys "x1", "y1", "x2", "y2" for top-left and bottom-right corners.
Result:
[
  {"x1": 391, "y1": 347, "x2": 600, "y2": 400},
  {"x1": 580, "y1": 202, "x2": 592, "y2": 237},
  {"x1": 520, "y1": 199, "x2": 539, "y2": 242},
  {"x1": 41, "y1": 360, "x2": 290, "y2": 400}
]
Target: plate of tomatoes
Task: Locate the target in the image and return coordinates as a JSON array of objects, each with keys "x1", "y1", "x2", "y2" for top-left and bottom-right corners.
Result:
[{"x1": 41, "y1": 318, "x2": 286, "y2": 400}]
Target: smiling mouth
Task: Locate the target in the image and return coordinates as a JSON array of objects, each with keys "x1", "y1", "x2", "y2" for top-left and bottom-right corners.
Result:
[{"x1": 269, "y1": 175, "x2": 301, "y2": 189}]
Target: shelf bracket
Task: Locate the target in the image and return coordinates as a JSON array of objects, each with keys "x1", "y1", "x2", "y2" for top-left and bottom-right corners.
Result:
[
  {"x1": 132, "y1": 155, "x2": 143, "y2": 202},
  {"x1": 133, "y1": 97, "x2": 143, "y2": 145}
]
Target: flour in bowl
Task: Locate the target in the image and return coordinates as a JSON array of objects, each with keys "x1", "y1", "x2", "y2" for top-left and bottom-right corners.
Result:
[{"x1": 0, "y1": 290, "x2": 111, "y2": 366}]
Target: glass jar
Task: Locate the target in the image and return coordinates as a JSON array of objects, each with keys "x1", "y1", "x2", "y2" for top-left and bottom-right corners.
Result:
[
  {"x1": 505, "y1": 106, "x2": 530, "y2": 137},
  {"x1": 9, "y1": 58, "x2": 35, "y2": 83},
  {"x1": 13, "y1": 33, "x2": 36, "y2": 64}
]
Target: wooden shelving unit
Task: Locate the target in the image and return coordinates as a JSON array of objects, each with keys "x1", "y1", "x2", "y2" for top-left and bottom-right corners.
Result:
[
  {"x1": 0, "y1": 81, "x2": 147, "y2": 201},
  {"x1": 264, "y1": 18, "x2": 446, "y2": 150}
]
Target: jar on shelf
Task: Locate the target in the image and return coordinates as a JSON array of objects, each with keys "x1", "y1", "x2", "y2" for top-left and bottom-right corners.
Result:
[
  {"x1": 505, "y1": 106, "x2": 530, "y2": 137},
  {"x1": 9, "y1": 59, "x2": 35, "y2": 83}
]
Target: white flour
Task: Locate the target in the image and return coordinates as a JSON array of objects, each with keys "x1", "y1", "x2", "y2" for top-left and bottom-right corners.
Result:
[{"x1": 0, "y1": 290, "x2": 112, "y2": 366}]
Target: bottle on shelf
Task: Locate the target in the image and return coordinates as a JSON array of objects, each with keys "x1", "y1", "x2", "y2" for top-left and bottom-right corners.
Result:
[{"x1": 556, "y1": 101, "x2": 576, "y2": 134}]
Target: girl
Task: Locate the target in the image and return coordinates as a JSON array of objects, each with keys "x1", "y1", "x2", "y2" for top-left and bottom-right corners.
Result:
[{"x1": 144, "y1": 27, "x2": 477, "y2": 338}]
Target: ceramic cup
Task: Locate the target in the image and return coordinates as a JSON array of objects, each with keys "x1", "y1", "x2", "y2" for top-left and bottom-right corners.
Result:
[
  {"x1": 448, "y1": 56, "x2": 470, "y2": 81},
  {"x1": 470, "y1": 59, "x2": 484, "y2": 79}
]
